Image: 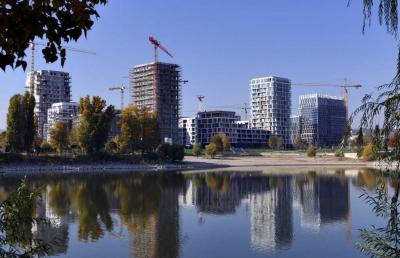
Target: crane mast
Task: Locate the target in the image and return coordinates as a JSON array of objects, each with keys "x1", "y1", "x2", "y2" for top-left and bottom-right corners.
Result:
[
  {"x1": 109, "y1": 86, "x2": 126, "y2": 110},
  {"x1": 292, "y1": 80, "x2": 362, "y2": 118},
  {"x1": 28, "y1": 42, "x2": 96, "y2": 92}
]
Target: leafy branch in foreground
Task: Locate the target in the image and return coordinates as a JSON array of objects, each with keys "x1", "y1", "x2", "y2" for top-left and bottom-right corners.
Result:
[
  {"x1": 0, "y1": 179, "x2": 49, "y2": 257},
  {"x1": 0, "y1": 0, "x2": 108, "y2": 71},
  {"x1": 347, "y1": 73, "x2": 400, "y2": 256},
  {"x1": 357, "y1": 174, "x2": 400, "y2": 257}
]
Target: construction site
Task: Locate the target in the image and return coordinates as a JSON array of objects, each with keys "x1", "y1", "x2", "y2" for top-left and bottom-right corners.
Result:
[{"x1": 129, "y1": 36, "x2": 183, "y2": 144}]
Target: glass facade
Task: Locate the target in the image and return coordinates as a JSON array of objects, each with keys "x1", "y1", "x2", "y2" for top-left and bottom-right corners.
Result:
[{"x1": 298, "y1": 94, "x2": 346, "y2": 147}]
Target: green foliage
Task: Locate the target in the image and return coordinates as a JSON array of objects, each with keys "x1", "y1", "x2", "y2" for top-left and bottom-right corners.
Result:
[
  {"x1": 295, "y1": 137, "x2": 307, "y2": 149},
  {"x1": 362, "y1": 144, "x2": 375, "y2": 161},
  {"x1": 210, "y1": 134, "x2": 223, "y2": 152},
  {"x1": 105, "y1": 137, "x2": 120, "y2": 154},
  {"x1": 40, "y1": 141, "x2": 53, "y2": 153},
  {"x1": 220, "y1": 134, "x2": 231, "y2": 152},
  {"x1": 192, "y1": 143, "x2": 202, "y2": 157},
  {"x1": 0, "y1": 0, "x2": 107, "y2": 71},
  {"x1": 50, "y1": 121, "x2": 69, "y2": 154},
  {"x1": 156, "y1": 143, "x2": 185, "y2": 162},
  {"x1": 268, "y1": 136, "x2": 284, "y2": 149},
  {"x1": 6, "y1": 93, "x2": 36, "y2": 153},
  {"x1": 0, "y1": 179, "x2": 49, "y2": 257},
  {"x1": 23, "y1": 91, "x2": 36, "y2": 152},
  {"x1": 0, "y1": 131, "x2": 6, "y2": 151},
  {"x1": 357, "y1": 128, "x2": 365, "y2": 147},
  {"x1": 78, "y1": 96, "x2": 115, "y2": 154},
  {"x1": 205, "y1": 143, "x2": 217, "y2": 158},
  {"x1": 357, "y1": 175, "x2": 400, "y2": 258},
  {"x1": 120, "y1": 104, "x2": 159, "y2": 155},
  {"x1": 306, "y1": 145, "x2": 316, "y2": 157}
]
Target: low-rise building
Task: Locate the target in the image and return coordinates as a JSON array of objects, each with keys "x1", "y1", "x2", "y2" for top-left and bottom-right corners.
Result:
[
  {"x1": 186, "y1": 111, "x2": 269, "y2": 148},
  {"x1": 43, "y1": 102, "x2": 78, "y2": 141},
  {"x1": 196, "y1": 111, "x2": 240, "y2": 146}
]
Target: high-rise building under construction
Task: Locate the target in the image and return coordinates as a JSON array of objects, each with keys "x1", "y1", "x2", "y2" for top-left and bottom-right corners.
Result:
[
  {"x1": 129, "y1": 62, "x2": 181, "y2": 143},
  {"x1": 26, "y1": 70, "x2": 71, "y2": 139}
]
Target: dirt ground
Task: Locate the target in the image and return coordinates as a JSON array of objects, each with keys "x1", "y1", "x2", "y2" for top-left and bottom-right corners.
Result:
[{"x1": 184, "y1": 152, "x2": 370, "y2": 170}]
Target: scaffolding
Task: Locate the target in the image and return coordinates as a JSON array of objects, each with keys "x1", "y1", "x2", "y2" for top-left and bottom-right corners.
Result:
[{"x1": 130, "y1": 62, "x2": 182, "y2": 143}]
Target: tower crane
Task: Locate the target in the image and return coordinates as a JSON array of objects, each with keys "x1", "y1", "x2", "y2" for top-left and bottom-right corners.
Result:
[
  {"x1": 197, "y1": 95, "x2": 205, "y2": 112},
  {"x1": 242, "y1": 103, "x2": 251, "y2": 120},
  {"x1": 148, "y1": 36, "x2": 173, "y2": 63},
  {"x1": 28, "y1": 42, "x2": 96, "y2": 92},
  {"x1": 109, "y1": 85, "x2": 127, "y2": 110},
  {"x1": 292, "y1": 80, "x2": 362, "y2": 118}
]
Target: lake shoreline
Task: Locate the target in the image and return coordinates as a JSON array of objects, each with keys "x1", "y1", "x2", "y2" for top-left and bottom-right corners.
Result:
[{"x1": 0, "y1": 153, "x2": 376, "y2": 175}]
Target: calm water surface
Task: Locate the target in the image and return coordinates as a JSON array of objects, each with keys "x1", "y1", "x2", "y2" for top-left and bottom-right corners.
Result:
[{"x1": 0, "y1": 168, "x2": 386, "y2": 258}]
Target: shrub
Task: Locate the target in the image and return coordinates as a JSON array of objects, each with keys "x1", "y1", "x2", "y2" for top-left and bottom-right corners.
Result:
[
  {"x1": 362, "y1": 144, "x2": 375, "y2": 161},
  {"x1": 306, "y1": 145, "x2": 316, "y2": 157},
  {"x1": 40, "y1": 141, "x2": 53, "y2": 153},
  {"x1": 156, "y1": 143, "x2": 170, "y2": 161},
  {"x1": 205, "y1": 143, "x2": 217, "y2": 158},
  {"x1": 156, "y1": 143, "x2": 185, "y2": 162},
  {"x1": 170, "y1": 144, "x2": 185, "y2": 162},
  {"x1": 192, "y1": 143, "x2": 202, "y2": 157}
]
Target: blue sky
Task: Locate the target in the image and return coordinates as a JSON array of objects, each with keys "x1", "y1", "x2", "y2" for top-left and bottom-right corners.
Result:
[{"x1": 0, "y1": 0, "x2": 397, "y2": 129}]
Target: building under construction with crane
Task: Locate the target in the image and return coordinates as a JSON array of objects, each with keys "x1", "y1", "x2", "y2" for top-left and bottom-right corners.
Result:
[
  {"x1": 129, "y1": 36, "x2": 182, "y2": 143},
  {"x1": 293, "y1": 94, "x2": 346, "y2": 147},
  {"x1": 26, "y1": 70, "x2": 71, "y2": 140}
]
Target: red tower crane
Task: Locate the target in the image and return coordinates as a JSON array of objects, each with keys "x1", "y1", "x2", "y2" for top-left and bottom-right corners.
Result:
[{"x1": 149, "y1": 36, "x2": 173, "y2": 63}]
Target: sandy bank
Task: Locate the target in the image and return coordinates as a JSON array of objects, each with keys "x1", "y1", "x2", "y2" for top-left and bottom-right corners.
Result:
[{"x1": 0, "y1": 152, "x2": 375, "y2": 175}]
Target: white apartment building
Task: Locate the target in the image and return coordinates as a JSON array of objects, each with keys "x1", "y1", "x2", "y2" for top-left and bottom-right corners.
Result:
[
  {"x1": 179, "y1": 117, "x2": 196, "y2": 146},
  {"x1": 26, "y1": 70, "x2": 71, "y2": 139},
  {"x1": 250, "y1": 76, "x2": 291, "y2": 145},
  {"x1": 43, "y1": 102, "x2": 78, "y2": 141}
]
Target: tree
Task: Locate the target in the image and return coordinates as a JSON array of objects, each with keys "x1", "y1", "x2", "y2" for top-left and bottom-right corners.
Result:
[
  {"x1": 347, "y1": 2, "x2": 400, "y2": 256},
  {"x1": 362, "y1": 144, "x2": 375, "y2": 161},
  {"x1": 357, "y1": 128, "x2": 364, "y2": 147},
  {"x1": 268, "y1": 136, "x2": 278, "y2": 149},
  {"x1": 6, "y1": 93, "x2": 36, "y2": 153},
  {"x1": 205, "y1": 143, "x2": 217, "y2": 158},
  {"x1": 77, "y1": 96, "x2": 115, "y2": 154},
  {"x1": 192, "y1": 143, "x2": 202, "y2": 157},
  {"x1": 120, "y1": 104, "x2": 159, "y2": 155},
  {"x1": 277, "y1": 136, "x2": 284, "y2": 149},
  {"x1": 6, "y1": 95, "x2": 25, "y2": 152},
  {"x1": 105, "y1": 137, "x2": 120, "y2": 154},
  {"x1": 23, "y1": 91, "x2": 36, "y2": 153},
  {"x1": 306, "y1": 145, "x2": 316, "y2": 157},
  {"x1": 50, "y1": 121, "x2": 69, "y2": 154},
  {"x1": 0, "y1": 0, "x2": 107, "y2": 71},
  {"x1": 210, "y1": 134, "x2": 223, "y2": 152},
  {"x1": 0, "y1": 131, "x2": 6, "y2": 152},
  {"x1": 220, "y1": 134, "x2": 231, "y2": 152},
  {"x1": 388, "y1": 132, "x2": 400, "y2": 148},
  {"x1": 295, "y1": 137, "x2": 307, "y2": 149}
]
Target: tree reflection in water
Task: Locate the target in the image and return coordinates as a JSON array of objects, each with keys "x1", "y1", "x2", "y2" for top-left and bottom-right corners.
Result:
[
  {"x1": 357, "y1": 172, "x2": 400, "y2": 257},
  {"x1": 0, "y1": 170, "x2": 374, "y2": 257}
]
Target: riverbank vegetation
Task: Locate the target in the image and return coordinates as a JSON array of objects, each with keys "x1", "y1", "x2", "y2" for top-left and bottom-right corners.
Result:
[{"x1": 1, "y1": 95, "x2": 185, "y2": 165}]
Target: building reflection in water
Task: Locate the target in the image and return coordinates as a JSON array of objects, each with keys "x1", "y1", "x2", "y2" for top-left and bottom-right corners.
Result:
[
  {"x1": 1, "y1": 169, "x2": 379, "y2": 257},
  {"x1": 292, "y1": 172, "x2": 350, "y2": 231}
]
